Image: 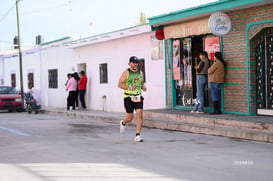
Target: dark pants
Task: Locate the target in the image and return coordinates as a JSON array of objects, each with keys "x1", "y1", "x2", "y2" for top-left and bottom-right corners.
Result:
[
  {"x1": 67, "y1": 91, "x2": 77, "y2": 110},
  {"x1": 79, "y1": 90, "x2": 86, "y2": 108},
  {"x1": 75, "y1": 90, "x2": 79, "y2": 107}
]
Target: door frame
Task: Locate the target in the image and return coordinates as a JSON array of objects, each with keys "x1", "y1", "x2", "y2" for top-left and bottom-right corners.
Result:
[{"x1": 247, "y1": 20, "x2": 273, "y2": 116}]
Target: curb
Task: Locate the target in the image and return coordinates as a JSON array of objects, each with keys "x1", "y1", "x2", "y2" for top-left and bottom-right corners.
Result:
[
  {"x1": 41, "y1": 109, "x2": 273, "y2": 143},
  {"x1": 143, "y1": 112, "x2": 273, "y2": 143}
]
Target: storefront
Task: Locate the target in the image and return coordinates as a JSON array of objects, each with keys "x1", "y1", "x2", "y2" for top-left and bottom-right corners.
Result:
[
  {"x1": 164, "y1": 18, "x2": 221, "y2": 110},
  {"x1": 149, "y1": 0, "x2": 273, "y2": 116},
  {"x1": 150, "y1": 12, "x2": 224, "y2": 112}
]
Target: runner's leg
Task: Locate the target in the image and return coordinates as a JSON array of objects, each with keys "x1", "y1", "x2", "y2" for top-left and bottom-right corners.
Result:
[{"x1": 135, "y1": 108, "x2": 143, "y2": 134}]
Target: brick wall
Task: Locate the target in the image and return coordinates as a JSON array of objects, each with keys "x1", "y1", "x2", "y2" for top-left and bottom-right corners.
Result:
[
  {"x1": 165, "y1": 39, "x2": 173, "y2": 108},
  {"x1": 223, "y1": 4, "x2": 273, "y2": 114}
]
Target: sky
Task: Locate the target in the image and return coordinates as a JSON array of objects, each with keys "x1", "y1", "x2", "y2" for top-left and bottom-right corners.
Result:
[{"x1": 0, "y1": 0, "x2": 217, "y2": 49}]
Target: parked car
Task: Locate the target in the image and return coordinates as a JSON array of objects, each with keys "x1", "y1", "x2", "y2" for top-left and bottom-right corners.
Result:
[{"x1": 0, "y1": 86, "x2": 23, "y2": 112}]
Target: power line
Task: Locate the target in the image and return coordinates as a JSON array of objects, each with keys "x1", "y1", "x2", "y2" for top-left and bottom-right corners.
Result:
[
  {"x1": 0, "y1": 40, "x2": 13, "y2": 45},
  {"x1": 21, "y1": 3, "x2": 69, "y2": 16},
  {"x1": 0, "y1": 2, "x2": 16, "y2": 23}
]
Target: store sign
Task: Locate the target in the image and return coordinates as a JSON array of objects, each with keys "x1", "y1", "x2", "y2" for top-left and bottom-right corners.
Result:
[
  {"x1": 205, "y1": 37, "x2": 220, "y2": 60},
  {"x1": 209, "y1": 12, "x2": 231, "y2": 36},
  {"x1": 173, "y1": 40, "x2": 180, "y2": 80},
  {"x1": 164, "y1": 18, "x2": 211, "y2": 39}
]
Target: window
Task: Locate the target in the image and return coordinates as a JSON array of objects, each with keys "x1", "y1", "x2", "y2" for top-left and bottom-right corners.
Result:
[
  {"x1": 28, "y1": 73, "x2": 34, "y2": 89},
  {"x1": 99, "y1": 63, "x2": 108, "y2": 83},
  {"x1": 48, "y1": 69, "x2": 58, "y2": 88},
  {"x1": 11, "y1": 73, "x2": 16, "y2": 88}
]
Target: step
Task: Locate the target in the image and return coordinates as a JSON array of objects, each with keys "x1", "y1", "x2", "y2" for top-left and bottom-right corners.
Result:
[
  {"x1": 41, "y1": 108, "x2": 273, "y2": 143},
  {"x1": 142, "y1": 118, "x2": 273, "y2": 143},
  {"x1": 143, "y1": 111, "x2": 273, "y2": 134},
  {"x1": 42, "y1": 109, "x2": 124, "y2": 122}
]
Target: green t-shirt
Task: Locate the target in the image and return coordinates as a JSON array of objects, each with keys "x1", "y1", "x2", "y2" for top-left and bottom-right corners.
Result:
[{"x1": 123, "y1": 68, "x2": 143, "y2": 97}]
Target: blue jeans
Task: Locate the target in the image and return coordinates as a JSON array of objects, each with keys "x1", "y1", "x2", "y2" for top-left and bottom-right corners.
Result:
[
  {"x1": 210, "y1": 82, "x2": 223, "y2": 102},
  {"x1": 193, "y1": 75, "x2": 207, "y2": 112}
]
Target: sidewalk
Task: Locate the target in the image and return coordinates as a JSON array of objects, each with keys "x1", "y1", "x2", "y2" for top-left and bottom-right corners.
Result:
[{"x1": 41, "y1": 108, "x2": 273, "y2": 143}]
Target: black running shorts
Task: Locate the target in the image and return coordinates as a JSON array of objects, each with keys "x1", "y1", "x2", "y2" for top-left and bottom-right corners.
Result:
[{"x1": 124, "y1": 96, "x2": 144, "y2": 113}]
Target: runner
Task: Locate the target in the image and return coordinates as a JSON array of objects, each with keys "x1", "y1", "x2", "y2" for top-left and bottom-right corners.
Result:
[{"x1": 118, "y1": 56, "x2": 147, "y2": 142}]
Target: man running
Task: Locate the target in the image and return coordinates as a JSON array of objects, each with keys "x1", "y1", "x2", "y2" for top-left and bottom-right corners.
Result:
[{"x1": 118, "y1": 56, "x2": 147, "y2": 142}]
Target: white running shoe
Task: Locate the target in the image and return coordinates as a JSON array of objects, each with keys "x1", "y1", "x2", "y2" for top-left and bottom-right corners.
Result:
[
  {"x1": 120, "y1": 120, "x2": 126, "y2": 134},
  {"x1": 134, "y1": 135, "x2": 143, "y2": 142}
]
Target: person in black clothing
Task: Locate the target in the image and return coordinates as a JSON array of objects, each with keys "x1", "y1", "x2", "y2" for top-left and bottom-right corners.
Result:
[
  {"x1": 74, "y1": 72, "x2": 80, "y2": 109},
  {"x1": 191, "y1": 51, "x2": 209, "y2": 113}
]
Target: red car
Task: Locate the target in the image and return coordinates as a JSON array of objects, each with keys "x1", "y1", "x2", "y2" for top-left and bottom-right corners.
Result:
[{"x1": 0, "y1": 86, "x2": 23, "y2": 112}]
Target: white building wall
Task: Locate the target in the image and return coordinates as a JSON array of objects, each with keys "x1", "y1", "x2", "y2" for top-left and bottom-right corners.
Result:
[
  {"x1": 73, "y1": 32, "x2": 166, "y2": 112},
  {"x1": 0, "y1": 56, "x2": 4, "y2": 85},
  {"x1": 2, "y1": 55, "x2": 19, "y2": 88},
  {"x1": 0, "y1": 28, "x2": 166, "y2": 113},
  {"x1": 1, "y1": 49, "x2": 41, "y2": 92},
  {"x1": 0, "y1": 39, "x2": 75, "y2": 109},
  {"x1": 41, "y1": 44, "x2": 74, "y2": 108}
]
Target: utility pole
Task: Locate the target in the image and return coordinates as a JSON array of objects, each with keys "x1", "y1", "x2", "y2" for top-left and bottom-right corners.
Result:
[{"x1": 16, "y1": 0, "x2": 24, "y2": 108}]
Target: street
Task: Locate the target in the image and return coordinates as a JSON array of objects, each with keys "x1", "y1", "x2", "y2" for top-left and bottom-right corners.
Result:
[{"x1": 0, "y1": 112, "x2": 273, "y2": 181}]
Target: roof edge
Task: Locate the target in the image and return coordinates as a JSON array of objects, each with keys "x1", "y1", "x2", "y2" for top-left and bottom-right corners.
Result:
[
  {"x1": 148, "y1": 0, "x2": 271, "y2": 26},
  {"x1": 64, "y1": 24, "x2": 150, "y2": 45},
  {"x1": 40, "y1": 36, "x2": 71, "y2": 46}
]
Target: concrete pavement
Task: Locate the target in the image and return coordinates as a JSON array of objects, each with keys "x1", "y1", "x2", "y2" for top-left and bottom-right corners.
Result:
[
  {"x1": 41, "y1": 107, "x2": 273, "y2": 143},
  {"x1": 1, "y1": 112, "x2": 273, "y2": 181}
]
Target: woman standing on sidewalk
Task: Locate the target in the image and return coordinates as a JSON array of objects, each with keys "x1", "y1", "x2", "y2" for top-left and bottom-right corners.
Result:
[
  {"x1": 208, "y1": 52, "x2": 226, "y2": 114},
  {"x1": 66, "y1": 73, "x2": 77, "y2": 111},
  {"x1": 191, "y1": 51, "x2": 209, "y2": 113},
  {"x1": 74, "y1": 72, "x2": 80, "y2": 109}
]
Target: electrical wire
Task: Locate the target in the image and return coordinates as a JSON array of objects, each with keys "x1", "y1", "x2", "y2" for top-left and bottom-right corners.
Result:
[
  {"x1": 0, "y1": 40, "x2": 13, "y2": 45},
  {"x1": 21, "y1": 3, "x2": 69, "y2": 15},
  {"x1": 0, "y1": 2, "x2": 16, "y2": 23}
]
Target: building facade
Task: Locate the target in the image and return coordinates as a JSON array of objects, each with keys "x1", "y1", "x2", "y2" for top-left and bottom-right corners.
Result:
[
  {"x1": 148, "y1": 0, "x2": 273, "y2": 116},
  {"x1": 0, "y1": 48, "x2": 42, "y2": 92},
  {"x1": 64, "y1": 24, "x2": 166, "y2": 112},
  {"x1": 40, "y1": 37, "x2": 75, "y2": 108},
  {"x1": 0, "y1": 25, "x2": 166, "y2": 112}
]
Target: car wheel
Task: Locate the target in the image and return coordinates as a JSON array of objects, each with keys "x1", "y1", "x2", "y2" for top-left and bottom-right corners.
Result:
[{"x1": 17, "y1": 108, "x2": 23, "y2": 112}]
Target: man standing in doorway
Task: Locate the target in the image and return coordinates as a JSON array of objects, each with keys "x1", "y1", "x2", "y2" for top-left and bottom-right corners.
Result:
[
  {"x1": 118, "y1": 56, "x2": 147, "y2": 142},
  {"x1": 79, "y1": 70, "x2": 87, "y2": 110}
]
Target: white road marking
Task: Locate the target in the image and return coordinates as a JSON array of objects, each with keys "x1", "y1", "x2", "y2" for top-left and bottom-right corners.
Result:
[
  {"x1": 0, "y1": 126, "x2": 30, "y2": 136},
  {"x1": 0, "y1": 163, "x2": 184, "y2": 181}
]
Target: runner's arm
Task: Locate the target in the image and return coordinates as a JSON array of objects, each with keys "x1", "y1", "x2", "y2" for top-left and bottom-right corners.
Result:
[
  {"x1": 141, "y1": 71, "x2": 147, "y2": 91},
  {"x1": 118, "y1": 70, "x2": 129, "y2": 90}
]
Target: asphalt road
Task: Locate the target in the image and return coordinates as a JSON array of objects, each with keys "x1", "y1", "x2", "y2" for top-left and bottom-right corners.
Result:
[{"x1": 0, "y1": 112, "x2": 273, "y2": 181}]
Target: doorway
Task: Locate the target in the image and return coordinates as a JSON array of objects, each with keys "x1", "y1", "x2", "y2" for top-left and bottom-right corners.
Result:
[
  {"x1": 256, "y1": 33, "x2": 273, "y2": 115},
  {"x1": 77, "y1": 63, "x2": 86, "y2": 74},
  {"x1": 175, "y1": 36, "x2": 212, "y2": 107}
]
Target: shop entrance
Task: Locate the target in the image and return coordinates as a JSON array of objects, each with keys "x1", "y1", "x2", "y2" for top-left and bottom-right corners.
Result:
[
  {"x1": 256, "y1": 33, "x2": 273, "y2": 115},
  {"x1": 175, "y1": 36, "x2": 212, "y2": 108}
]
